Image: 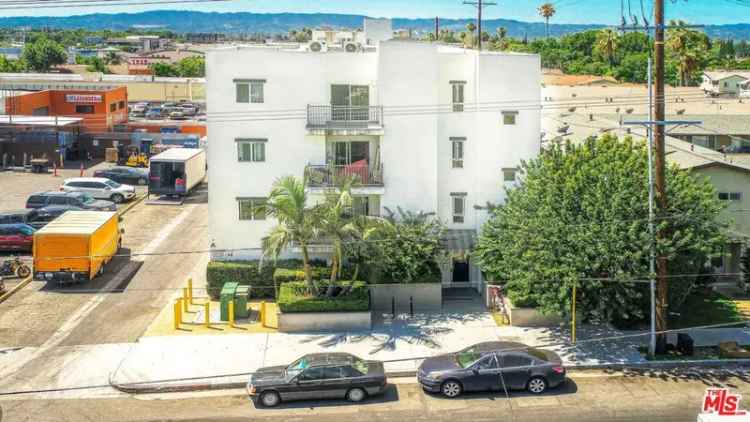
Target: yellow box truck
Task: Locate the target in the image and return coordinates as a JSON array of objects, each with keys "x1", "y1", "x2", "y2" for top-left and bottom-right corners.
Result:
[{"x1": 33, "y1": 211, "x2": 122, "y2": 284}]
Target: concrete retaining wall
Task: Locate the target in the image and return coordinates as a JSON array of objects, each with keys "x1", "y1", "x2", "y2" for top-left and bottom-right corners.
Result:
[
  {"x1": 277, "y1": 311, "x2": 372, "y2": 333},
  {"x1": 369, "y1": 283, "x2": 442, "y2": 312},
  {"x1": 504, "y1": 296, "x2": 563, "y2": 327}
]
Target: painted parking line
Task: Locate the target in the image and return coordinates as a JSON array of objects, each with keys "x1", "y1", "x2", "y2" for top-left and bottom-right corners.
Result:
[{"x1": 0, "y1": 275, "x2": 32, "y2": 305}]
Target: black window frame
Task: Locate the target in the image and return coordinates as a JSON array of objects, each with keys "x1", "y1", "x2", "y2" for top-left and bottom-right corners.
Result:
[{"x1": 75, "y1": 105, "x2": 95, "y2": 114}]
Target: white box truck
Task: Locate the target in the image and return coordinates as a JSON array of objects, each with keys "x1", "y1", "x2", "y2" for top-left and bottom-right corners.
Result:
[{"x1": 148, "y1": 148, "x2": 206, "y2": 197}]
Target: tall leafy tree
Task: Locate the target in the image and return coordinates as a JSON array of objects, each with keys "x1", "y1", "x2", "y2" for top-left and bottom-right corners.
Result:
[
  {"x1": 22, "y1": 38, "x2": 67, "y2": 72},
  {"x1": 595, "y1": 29, "x2": 620, "y2": 66},
  {"x1": 465, "y1": 22, "x2": 477, "y2": 48},
  {"x1": 474, "y1": 136, "x2": 726, "y2": 325},
  {"x1": 260, "y1": 176, "x2": 320, "y2": 294},
  {"x1": 538, "y1": 3, "x2": 557, "y2": 38}
]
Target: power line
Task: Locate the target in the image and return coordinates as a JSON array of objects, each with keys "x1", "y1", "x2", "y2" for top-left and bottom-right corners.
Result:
[{"x1": 0, "y1": 0, "x2": 230, "y2": 10}]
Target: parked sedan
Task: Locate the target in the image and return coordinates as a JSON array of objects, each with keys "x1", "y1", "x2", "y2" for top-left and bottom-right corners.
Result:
[
  {"x1": 61, "y1": 177, "x2": 136, "y2": 203},
  {"x1": 0, "y1": 207, "x2": 81, "y2": 229},
  {"x1": 93, "y1": 166, "x2": 149, "y2": 186},
  {"x1": 0, "y1": 224, "x2": 35, "y2": 252},
  {"x1": 26, "y1": 191, "x2": 116, "y2": 211},
  {"x1": 417, "y1": 341, "x2": 566, "y2": 398},
  {"x1": 247, "y1": 353, "x2": 387, "y2": 407}
]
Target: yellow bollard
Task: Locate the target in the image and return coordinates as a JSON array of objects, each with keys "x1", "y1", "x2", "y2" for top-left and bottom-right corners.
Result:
[
  {"x1": 229, "y1": 300, "x2": 235, "y2": 328},
  {"x1": 173, "y1": 299, "x2": 182, "y2": 330},
  {"x1": 182, "y1": 288, "x2": 189, "y2": 312},
  {"x1": 260, "y1": 301, "x2": 267, "y2": 328},
  {"x1": 187, "y1": 278, "x2": 194, "y2": 305},
  {"x1": 204, "y1": 302, "x2": 211, "y2": 328}
]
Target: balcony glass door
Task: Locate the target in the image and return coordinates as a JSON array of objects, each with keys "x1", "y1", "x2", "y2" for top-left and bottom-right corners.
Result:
[
  {"x1": 331, "y1": 85, "x2": 369, "y2": 121},
  {"x1": 332, "y1": 141, "x2": 369, "y2": 165}
]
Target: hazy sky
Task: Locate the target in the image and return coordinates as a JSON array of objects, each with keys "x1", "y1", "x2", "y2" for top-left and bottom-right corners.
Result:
[{"x1": 1, "y1": 0, "x2": 747, "y2": 25}]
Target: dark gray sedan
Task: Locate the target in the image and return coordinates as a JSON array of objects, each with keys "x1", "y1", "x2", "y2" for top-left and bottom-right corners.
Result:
[
  {"x1": 247, "y1": 353, "x2": 387, "y2": 407},
  {"x1": 417, "y1": 341, "x2": 566, "y2": 398}
]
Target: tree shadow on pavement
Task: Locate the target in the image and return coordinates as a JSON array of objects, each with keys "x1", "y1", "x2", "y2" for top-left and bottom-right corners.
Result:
[
  {"x1": 250, "y1": 383, "x2": 400, "y2": 410},
  {"x1": 609, "y1": 366, "x2": 750, "y2": 388}
]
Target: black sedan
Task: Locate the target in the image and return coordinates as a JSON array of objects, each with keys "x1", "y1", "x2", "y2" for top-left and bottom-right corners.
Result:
[
  {"x1": 93, "y1": 166, "x2": 149, "y2": 186},
  {"x1": 247, "y1": 353, "x2": 387, "y2": 407},
  {"x1": 417, "y1": 341, "x2": 566, "y2": 398}
]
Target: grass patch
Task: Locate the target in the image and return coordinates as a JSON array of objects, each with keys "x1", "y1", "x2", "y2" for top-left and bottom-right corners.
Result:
[{"x1": 668, "y1": 291, "x2": 744, "y2": 329}]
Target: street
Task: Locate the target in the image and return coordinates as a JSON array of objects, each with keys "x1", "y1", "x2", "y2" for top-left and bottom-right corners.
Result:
[{"x1": 2, "y1": 370, "x2": 749, "y2": 422}]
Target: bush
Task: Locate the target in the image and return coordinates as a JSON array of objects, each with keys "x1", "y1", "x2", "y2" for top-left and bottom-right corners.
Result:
[
  {"x1": 278, "y1": 281, "x2": 370, "y2": 313},
  {"x1": 206, "y1": 259, "x2": 325, "y2": 299},
  {"x1": 273, "y1": 267, "x2": 330, "y2": 285}
]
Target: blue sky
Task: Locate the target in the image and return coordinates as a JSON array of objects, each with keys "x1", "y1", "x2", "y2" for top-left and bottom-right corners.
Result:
[{"x1": 3, "y1": 0, "x2": 748, "y2": 25}]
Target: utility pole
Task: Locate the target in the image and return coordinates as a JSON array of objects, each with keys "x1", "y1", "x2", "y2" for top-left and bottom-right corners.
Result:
[
  {"x1": 653, "y1": 0, "x2": 668, "y2": 354},
  {"x1": 435, "y1": 17, "x2": 440, "y2": 40},
  {"x1": 463, "y1": 0, "x2": 497, "y2": 50}
]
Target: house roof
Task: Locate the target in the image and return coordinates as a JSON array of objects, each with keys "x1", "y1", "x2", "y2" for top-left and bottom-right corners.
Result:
[
  {"x1": 598, "y1": 114, "x2": 750, "y2": 136},
  {"x1": 703, "y1": 71, "x2": 750, "y2": 81}
]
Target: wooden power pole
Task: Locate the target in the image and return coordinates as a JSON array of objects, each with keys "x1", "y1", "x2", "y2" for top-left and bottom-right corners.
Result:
[
  {"x1": 653, "y1": 0, "x2": 668, "y2": 353},
  {"x1": 463, "y1": 0, "x2": 496, "y2": 50}
]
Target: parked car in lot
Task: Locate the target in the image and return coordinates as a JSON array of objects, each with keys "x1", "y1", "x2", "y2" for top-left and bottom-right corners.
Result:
[
  {"x1": 61, "y1": 177, "x2": 136, "y2": 204},
  {"x1": 26, "y1": 191, "x2": 116, "y2": 211},
  {"x1": 145, "y1": 107, "x2": 163, "y2": 119},
  {"x1": 417, "y1": 342, "x2": 566, "y2": 398},
  {"x1": 247, "y1": 353, "x2": 387, "y2": 407},
  {"x1": 130, "y1": 102, "x2": 149, "y2": 117},
  {"x1": 0, "y1": 207, "x2": 82, "y2": 229},
  {"x1": 0, "y1": 223, "x2": 36, "y2": 252},
  {"x1": 93, "y1": 166, "x2": 149, "y2": 186}
]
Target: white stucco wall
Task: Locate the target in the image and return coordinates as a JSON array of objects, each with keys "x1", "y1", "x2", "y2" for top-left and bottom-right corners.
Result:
[{"x1": 206, "y1": 41, "x2": 541, "y2": 260}]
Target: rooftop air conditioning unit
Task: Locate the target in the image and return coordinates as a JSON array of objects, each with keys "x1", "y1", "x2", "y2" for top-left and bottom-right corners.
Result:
[
  {"x1": 308, "y1": 40, "x2": 327, "y2": 52},
  {"x1": 344, "y1": 42, "x2": 361, "y2": 53}
]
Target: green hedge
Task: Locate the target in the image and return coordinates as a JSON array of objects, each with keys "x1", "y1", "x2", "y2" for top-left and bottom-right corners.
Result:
[
  {"x1": 278, "y1": 281, "x2": 370, "y2": 313},
  {"x1": 206, "y1": 259, "x2": 324, "y2": 299},
  {"x1": 273, "y1": 267, "x2": 330, "y2": 284}
]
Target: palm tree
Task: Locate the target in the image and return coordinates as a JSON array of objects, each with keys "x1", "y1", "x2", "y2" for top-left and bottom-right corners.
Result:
[
  {"x1": 315, "y1": 175, "x2": 356, "y2": 288},
  {"x1": 260, "y1": 176, "x2": 319, "y2": 295},
  {"x1": 104, "y1": 51, "x2": 121, "y2": 65},
  {"x1": 595, "y1": 29, "x2": 620, "y2": 66},
  {"x1": 538, "y1": 3, "x2": 556, "y2": 38},
  {"x1": 465, "y1": 22, "x2": 476, "y2": 48},
  {"x1": 667, "y1": 20, "x2": 706, "y2": 86},
  {"x1": 496, "y1": 26, "x2": 509, "y2": 51}
]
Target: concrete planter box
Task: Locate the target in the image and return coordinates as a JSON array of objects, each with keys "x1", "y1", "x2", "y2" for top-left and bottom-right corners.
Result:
[
  {"x1": 504, "y1": 296, "x2": 563, "y2": 327},
  {"x1": 369, "y1": 283, "x2": 442, "y2": 312},
  {"x1": 277, "y1": 311, "x2": 372, "y2": 333}
]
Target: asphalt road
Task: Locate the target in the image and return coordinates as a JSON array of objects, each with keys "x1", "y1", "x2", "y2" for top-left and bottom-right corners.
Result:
[{"x1": 2, "y1": 371, "x2": 749, "y2": 422}]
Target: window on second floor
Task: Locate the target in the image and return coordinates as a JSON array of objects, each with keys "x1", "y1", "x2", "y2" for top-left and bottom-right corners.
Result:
[
  {"x1": 451, "y1": 193, "x2": 466, "y2": 224},
  {"x1": 236, "y1": 138, "x2": 266, "y2": 162},
  {"x1": 109, "y1": 103, "x2": 117, "y2": 112},
  {"x1": 75, "y1": 105, "x2": 95, "y2": 114},
  {"x1": 503, "y1": 168, "x2": 518, "y2": 182},
  {"x1": 451, "y1": 137, "x2": 465, "y2": 169},
  {"x1": 238, "y1": 197, "x2": 267, "y2": 221},
  {"x1": 718, "y1": 192, "x2": 742, "y2": 201},
  {"x1": 235, "y1": 79, "x2": 265, "y2": 103},
  {"x1": 451, "y1": 81, "x2": 465, "y2": 112},
  {"x1": 502, "y1": 111, "x2": 518, "y2": 125}
]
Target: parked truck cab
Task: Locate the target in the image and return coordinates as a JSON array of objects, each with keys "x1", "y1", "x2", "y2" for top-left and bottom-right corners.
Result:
[{"x1": 33, "y1": 211, "x2": 122, "y2": 285}]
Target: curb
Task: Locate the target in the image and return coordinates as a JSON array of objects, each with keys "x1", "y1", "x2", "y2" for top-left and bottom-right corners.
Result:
[
  {"x1": 0, "y1": 275, "x2": 33, "y2": 305},
  {"x1": 117, "y1": 193, "x2": 148, "y2": 217},
  {"x1": 111, "y1": 359, "x2": 750, "y2": 395}
]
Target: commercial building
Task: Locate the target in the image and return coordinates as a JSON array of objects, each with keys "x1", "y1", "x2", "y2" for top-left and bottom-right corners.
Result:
[
  {"x1": 206, "y1": 21, "x2": 541, "y2": 292},
  {"x1": 4, "y1": 87, "x2": 128, "y2": 132}
]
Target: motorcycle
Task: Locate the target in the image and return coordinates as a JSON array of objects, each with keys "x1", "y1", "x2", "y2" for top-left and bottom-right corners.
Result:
[{"x1": 0, "y1": 256, "x2": 31, "y2": 279}]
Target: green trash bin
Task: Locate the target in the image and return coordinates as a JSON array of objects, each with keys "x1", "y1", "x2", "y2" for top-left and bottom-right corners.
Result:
[
  {"x1": 220, "y1": 282, "x2": 239, "y2": 322},
  {"x1": 234, "y1": 285, "x2": 249, "y2": 319}
]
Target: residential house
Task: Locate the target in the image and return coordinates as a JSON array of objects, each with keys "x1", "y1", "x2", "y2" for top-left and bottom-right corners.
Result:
[
  {"x1": 741, "y1": 80, "x2": 750, "y2": 99},
  {"x1": 701, "y1": 71, "x2": 750, "y2": 96},
  {"x1": 206, "y1": 22, "x2": 541, "y2": 293}
]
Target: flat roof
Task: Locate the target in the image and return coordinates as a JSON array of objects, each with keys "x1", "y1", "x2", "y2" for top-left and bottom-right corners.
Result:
[
  {"x1": 35, "y1": 211, "x2": 116, "y2": 236},
  {"x1": 0, "y1": 115, "x2": 82, "y2": 126},
  {"x1": 150, "y1": 147, "x2": 204, "y2": 162}
]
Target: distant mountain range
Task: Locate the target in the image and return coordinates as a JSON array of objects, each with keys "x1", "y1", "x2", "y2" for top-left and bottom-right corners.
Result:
[{"x1": 1, "y1": 10, "x2": 750, "y2": 40}]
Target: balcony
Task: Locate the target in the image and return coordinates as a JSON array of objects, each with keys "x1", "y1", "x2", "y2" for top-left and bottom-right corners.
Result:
[
  {"x1": 306, "y1": 105, "x2": 384, "y2": 135},
  {"x1": 305, "y1": 163, "x2": 384, "y2": 190}
]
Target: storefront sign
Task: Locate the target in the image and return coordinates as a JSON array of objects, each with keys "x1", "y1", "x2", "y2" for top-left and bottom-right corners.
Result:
[{"x1": 65, "y1": 94, "x2": 102, "y2": 104}]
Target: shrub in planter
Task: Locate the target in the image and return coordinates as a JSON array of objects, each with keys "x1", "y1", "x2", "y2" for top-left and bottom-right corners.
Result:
[
  {"x1": 206, "y1": 259, "x2": 324, "y2": 299},
  {"x1": 273, "y1": 267, "x2": 331, "y2": 285},
  {"x1": 278, "y1": 281, "x2": 370, "y2": 313}
]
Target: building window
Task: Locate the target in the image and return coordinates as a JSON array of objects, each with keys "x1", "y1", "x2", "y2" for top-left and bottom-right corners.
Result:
[
  {"x1": 109, "y1": 103, "x2": 117, "y2": 112},
  {"x1": 451, "y1": 193, "x2": 466, "y2": 224},
  {"x1": 451, "y1": 137, "x2": 465, "y2": 168},
  {"x1": 236, "y1": 138, "x2": 266, "y2": 162},
  {"x1": 118, "y1": 101, "x2": 125, "y2": 109},
  {"x1": 238, "y1": 198, "x2": 266, "y2": 221},
  {"x1": 75, "y1": 105, "x2": 95, "y2": 114},
  {"x1": 451, "y1": 81, "x2": 465, "y2": 112},
  {"x1": 235, "y1": 79, "x2": 265, "y2": 103},
  {"x1": 502, "y1": 111, "x2": 518, "y2": 125},
  {"x1": 503, "y1": 168, "x2": 517, "y2": 182},
  {"x1": 718, "y1": 192, "x2": 742, "y2": 201}
]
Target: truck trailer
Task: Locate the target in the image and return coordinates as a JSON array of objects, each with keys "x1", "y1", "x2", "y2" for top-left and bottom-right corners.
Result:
[
  {"x1": 148, "y1": 148, "x2": 206, "y2": 197},
  {"x1": 33, "y1": 211, "x2": 122, "y2": 284}
]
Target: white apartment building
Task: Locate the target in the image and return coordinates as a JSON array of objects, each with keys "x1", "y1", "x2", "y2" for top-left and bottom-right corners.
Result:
[{"x1": 206, "y1": 30, "x2": 541, "y2": 291}]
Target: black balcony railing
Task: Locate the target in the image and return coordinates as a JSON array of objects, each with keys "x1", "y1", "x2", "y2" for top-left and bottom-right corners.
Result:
[
  {"x1": 305, "y1": 163, "x2": 384, "y2": 187},
  {"x1": 306, "y1": 105, "x2": 383, "y2": 129}
]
